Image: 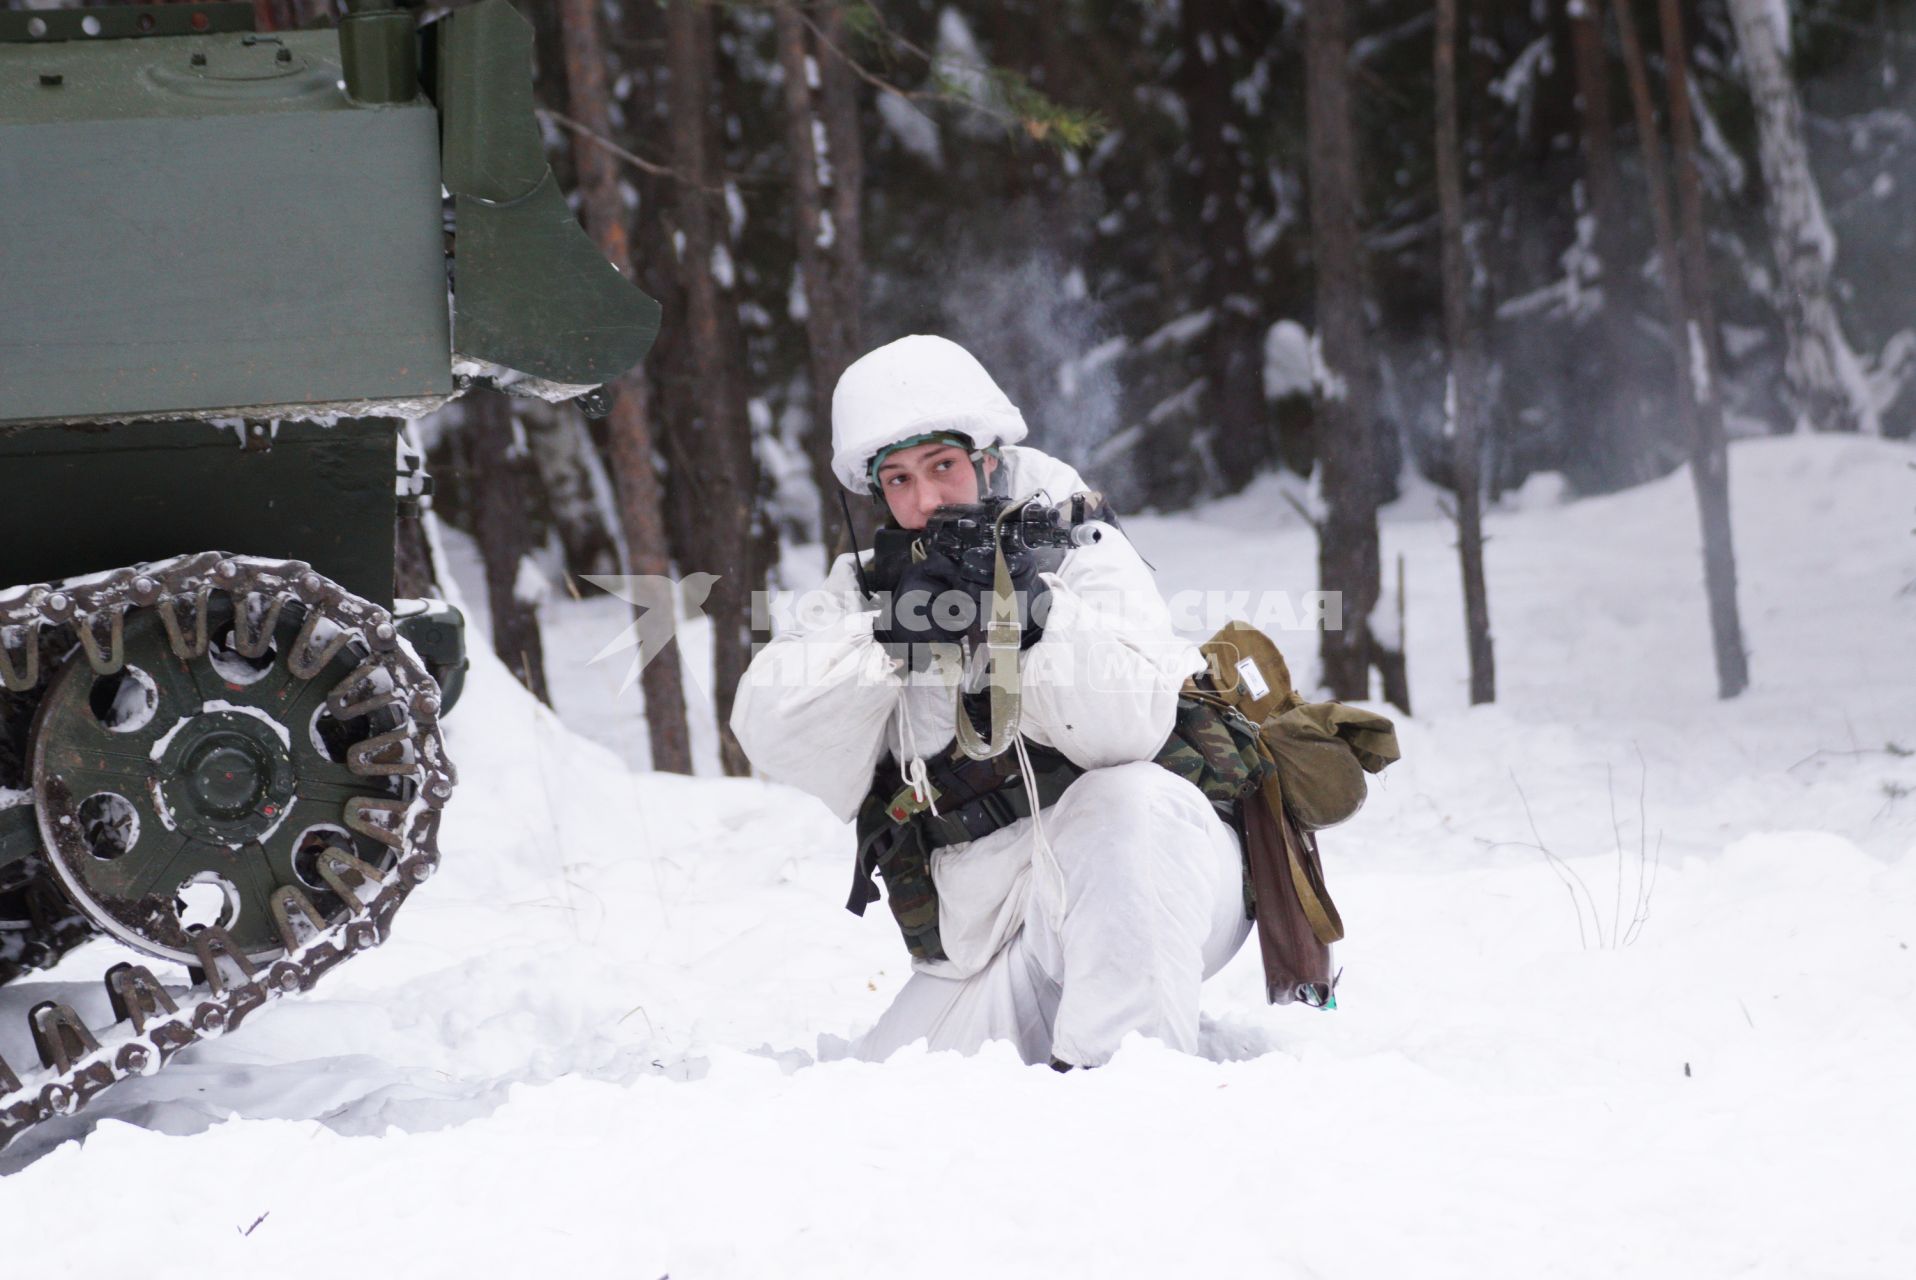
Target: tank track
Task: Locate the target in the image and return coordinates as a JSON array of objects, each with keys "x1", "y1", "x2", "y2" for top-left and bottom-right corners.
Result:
[{"x1": 0, "y1": 552, "x2": 454, "y2": 1151}]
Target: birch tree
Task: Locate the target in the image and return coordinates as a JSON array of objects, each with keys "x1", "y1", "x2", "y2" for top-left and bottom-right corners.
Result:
[{"x1": 1725, "y1": 0, "x2": 1873, "y2": 434}]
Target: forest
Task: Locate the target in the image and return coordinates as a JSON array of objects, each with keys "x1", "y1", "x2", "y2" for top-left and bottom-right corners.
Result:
[
  {"x1": 453, "y1": 0, "x2": 1910, "y2": 773},
  {"x1": 26, "y1": 0, "x2": 1916, "y2": 766}
]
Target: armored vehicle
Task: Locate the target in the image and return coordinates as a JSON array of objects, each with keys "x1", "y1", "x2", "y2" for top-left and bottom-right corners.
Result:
[{"x1": 0, "y1": 0, "x2": 658, "y2": 1149}]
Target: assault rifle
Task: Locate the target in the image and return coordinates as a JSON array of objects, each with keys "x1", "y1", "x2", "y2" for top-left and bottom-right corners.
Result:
[
  {"x1": 865, "y1": 492, "x2": 1109, "y2": 597},
  {"x1": 862, "y1": 492, "x2": 1110, "y2": 760}
]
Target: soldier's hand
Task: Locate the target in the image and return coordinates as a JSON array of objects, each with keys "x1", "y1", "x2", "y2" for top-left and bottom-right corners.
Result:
[
  {"x1": 875, "y1": 549, "x2": 971, "y2": 652},
  {"x1": 964, "y1": 545, "x2": 1052, "y2": 650}
]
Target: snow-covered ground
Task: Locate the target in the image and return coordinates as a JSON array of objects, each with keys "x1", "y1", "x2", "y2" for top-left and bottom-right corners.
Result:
[{"x1": 4, "y1": 435, "x2": 1913, "y2": 1278}]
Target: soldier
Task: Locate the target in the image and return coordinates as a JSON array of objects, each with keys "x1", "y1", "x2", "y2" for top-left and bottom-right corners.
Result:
[{"x1": 730, "y1": 335, "x2": 1250, "y2": 1068}]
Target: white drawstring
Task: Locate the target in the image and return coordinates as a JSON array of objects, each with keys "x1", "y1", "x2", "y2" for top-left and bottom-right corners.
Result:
[
  {"x1": 900, "y1": 663, "x2": 1062, "y2": 924},
  {"x1": 898, "y1": 681, "x2": 938, "y2": 816},
  {"x1": 906, "y1": 755, "x2": 935, "y2": 813}
]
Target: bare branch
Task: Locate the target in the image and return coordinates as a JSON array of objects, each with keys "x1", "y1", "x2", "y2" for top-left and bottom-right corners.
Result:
[
  {"x1": 1278, "y1": 489, "x2": 1322, "y2": 534},
  {"x1": 539, "y1": 108, "x2": 678, "y2": 181},
  {"x1": 1500, "y1": 771, "x2": 1601, "y2": 950}
]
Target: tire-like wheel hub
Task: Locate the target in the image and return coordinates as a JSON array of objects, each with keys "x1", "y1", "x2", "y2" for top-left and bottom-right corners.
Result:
[
  {"x1": 30, "y1": 578, "x2": 413, "y2": 965},
  {"x1": 160, "y1": 713, "x2": 296, "y2": 840}
]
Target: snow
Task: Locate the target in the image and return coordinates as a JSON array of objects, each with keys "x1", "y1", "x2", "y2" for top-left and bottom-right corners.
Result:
[
  {"x1": 4, "y1": 436, "x2": 1915, "y2": 1278},
  {"x1": 447, "y1": 356, "x2": 596, "y2": 406},
  {"x1": 934, "y1": 7, "x2": 995, "y2": 134},
  {"x1": 877, "y1": 91, "x2": 944, "y2": 167},
  {"x1": 19, "y1": 395, "x2": 456, "y2": 433},
  {"x1": 1310, "y1": 330, "x2": 1349, "y2": 402},
  {"x1": 808, "y1": 117, "x2": 834, "y2": 191},
  {"x1": 1490, "y1": 37, "x2": 1552, "y2": 108},
  {"x1": 1489, "y1": 35, "x2": 1554, "y2": 137},
  {"x1": 512, "y1": 556, "x2": 550, "y2": 609},
  {"x1": 1138, "y1": 307, "x2": 1215, "y2": 354},
  {"x1": 724, "y1": 182, "x2": 747, "y2": 242},
  {"x1": 1689, "y1": 78, "x2": 1749, "y2": 197},
  {"x1": 201, "y1": 701, "x2": 293, "y2": 752},
  {"x1": 1689, "y1": 320, "x2": 1714, "y2": 400},
  {"x1": 786, "y1": 265, "x2": 811, "y2": 323},
  {"x1": 1145, "y1": 377, "x2": 1206, "y2": 425},
  {"x1": 710, "y1": 243, "x2": 736, "y2": 290},
  {"x1": 1263, "y1": 318, "x2": 1313, "y2": 400},
  {"x1": 1763, "y1": 0, "x2": 1792, "y2": 57},
  {"x1": 1232, "y1": 60, "x2": 1270, "y2": 117}
]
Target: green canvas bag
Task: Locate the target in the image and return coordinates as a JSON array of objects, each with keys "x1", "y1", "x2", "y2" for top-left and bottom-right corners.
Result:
[{"x1": 1188, "y1": 621, "x2": 1401, "y2": 1004}]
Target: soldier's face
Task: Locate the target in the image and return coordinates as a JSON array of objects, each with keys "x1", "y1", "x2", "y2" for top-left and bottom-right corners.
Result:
[{"x1": 875, "y1": 442, "x2": 998, "y2": 530}]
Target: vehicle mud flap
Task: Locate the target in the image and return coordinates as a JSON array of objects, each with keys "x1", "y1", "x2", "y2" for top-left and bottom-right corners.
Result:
[{"x1": 435, "y1": 0, "x2": 661, "y2": 385}]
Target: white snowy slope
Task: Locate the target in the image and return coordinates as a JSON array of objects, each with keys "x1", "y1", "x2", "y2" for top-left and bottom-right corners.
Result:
[{"x1": 3, "y1": 435, "x2": 1913, "y2": 1279}]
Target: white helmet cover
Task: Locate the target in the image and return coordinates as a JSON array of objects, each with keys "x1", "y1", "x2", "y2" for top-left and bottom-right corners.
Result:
[{"x1": 829, "y1": 335, "x2": 1029, "y2": 492}]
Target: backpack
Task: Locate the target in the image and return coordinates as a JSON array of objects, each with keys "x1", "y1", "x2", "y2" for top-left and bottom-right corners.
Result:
[{"x1": 1171, "y1": 621, "x2": 1400, "y2": 1006}]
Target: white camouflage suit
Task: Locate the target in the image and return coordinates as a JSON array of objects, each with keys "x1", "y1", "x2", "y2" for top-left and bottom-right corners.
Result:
[{"x1": 730, "y1": 336, "x2": 1250, "y2": 1066}]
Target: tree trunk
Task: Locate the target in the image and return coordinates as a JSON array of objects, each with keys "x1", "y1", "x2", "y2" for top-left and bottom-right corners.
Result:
[
  {"x1": 1656, "y1": 0, "x2": 1751, "y2": 699},
  {"x1": 1609, "y1": 0, "x2": 1693, "y2": 421},
  {"x1": 1569, "y1": 0, "x2": 1657, "y2": 488},
  {"x1": 1570, "y1": 3, "x2": 1622, "y2": 260},
  {"x1": 395, "y1": 423, "x2": 438, "y2": 600},
  {"x1": 1613, "y1": 0, "x2": 1750, "y2": 699},
  {"x1": 666, "y1": 0, "x2": 757, "y2": 776},
  {"x1": 1176, "y1": 0, "x2": 1271, "y2": 490},
  {"x1": 815, "y1": 7, "x2": 877, "y2": 561},
  {"x1": 816, "y1": 6, "x2": 865, "y2": 347},
  {"x1": 467, "y1": 393, "x2": 552, "y2": 706},
  {"x1": 393, "y1": 513, "x2": 436, "y2": 600},
  {"x1": 557, "y1": 0, "x2": 693, "y2": 772},
  {"x1": 1304, "y1": 0, "x2": 1383, "y2": 703},
  {"x1": 775, "y1": 4, "x2": 868, "y2": 565},
  {"x1": 521, "y1": 403, "x2": 620, "y2": 585},
  {"x1": 1725, "y1": 0, "x2": 1872, "y2": 434},
  {"x1": 1436, "y1": 0, "x2": 1495, "y2": 706}
]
